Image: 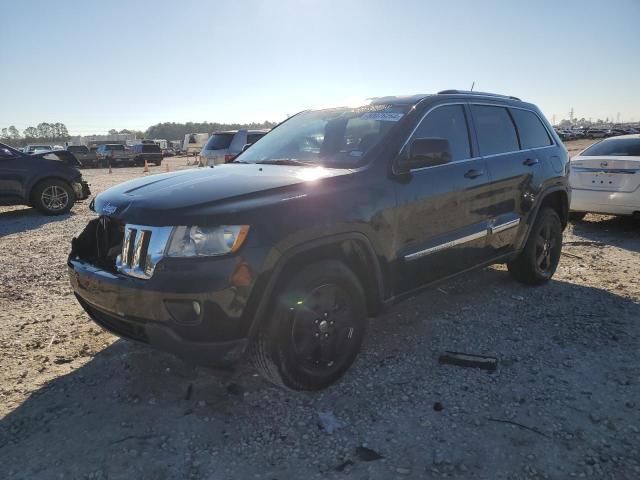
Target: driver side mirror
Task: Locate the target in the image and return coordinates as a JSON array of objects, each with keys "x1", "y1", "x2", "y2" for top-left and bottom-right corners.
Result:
[{"x1": 396, "y1": 138, "x2": 452, "y2": 174}]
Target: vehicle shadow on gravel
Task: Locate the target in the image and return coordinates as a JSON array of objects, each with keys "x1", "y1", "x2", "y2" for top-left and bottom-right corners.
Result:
[
  {"x1": 1, "y1": 268, "x2": 639, "y2": 479},
  {"x1": 569, "y1": 215, "x2": 640, "y2": 254},
  {"x1": 0, "y1": 207, "x2": 74, "y2": 237}
]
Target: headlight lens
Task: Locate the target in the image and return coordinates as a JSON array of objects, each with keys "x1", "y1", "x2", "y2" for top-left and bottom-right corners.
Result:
[{"x1": 166, "y1": 225, "x2": 250, "y2": 257}]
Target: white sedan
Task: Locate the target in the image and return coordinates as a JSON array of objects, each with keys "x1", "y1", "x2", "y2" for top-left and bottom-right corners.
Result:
[{"x1": 569, "y1": 134, "x2": 640, "y2": 220}]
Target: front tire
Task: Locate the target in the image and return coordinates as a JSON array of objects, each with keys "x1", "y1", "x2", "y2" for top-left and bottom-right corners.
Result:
[
  {"x1": 508, "y1": 208, "x2": 563, "y2": 285},
  {"x1": 250, "y1": 260, "x2": 368, "y2": 391},
  {"x1": 32, "y1": 179, "x2": 75, "y2": 215}
]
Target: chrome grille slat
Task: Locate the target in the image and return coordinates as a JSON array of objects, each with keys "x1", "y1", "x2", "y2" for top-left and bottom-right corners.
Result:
[{"x1": 115, "y1": 224, "x2": 173, "y2": 279}]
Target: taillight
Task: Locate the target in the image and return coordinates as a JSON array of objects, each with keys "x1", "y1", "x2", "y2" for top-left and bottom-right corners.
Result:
[{"x1": 224, "y1": 154, "x2": 236, "y2": 163}]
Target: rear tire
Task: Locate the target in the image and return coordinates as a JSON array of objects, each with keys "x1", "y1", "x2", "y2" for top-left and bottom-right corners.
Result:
[
  {"x1": 508, "y1": 208, "x2": 563, "y2": 285},
  {"x1": 32, "y1": 179, "x2": 75, "y2": 215},
  {"x1": 250, "y1": 260, "x2": 368, "y2": 391}
]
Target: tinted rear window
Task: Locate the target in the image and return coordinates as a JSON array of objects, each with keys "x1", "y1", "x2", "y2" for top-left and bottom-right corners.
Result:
[
  {"x1": 108, "y1": 145, "x2": 124, "y2": 151},
  {"x1": 510, "y1": 109, "x2": 552, "y2": 149},
  {"x1": 581, "y1": 138, "x2": 640, "y2": 156},
  {"x1": 205, "y1": 133, "x2": 234, "y2": 150},
  {"x1": 142, "y1": 144, "x2": 161, "y2": 153},
  {"x1": 68, "y1": 146, "x2": 89, "y2": 153},
  {"x1": 471, "y1": 105, "x2": 519, "y2": 155},
  {"x1": 247, "y1": 133, "x2": 265, "y2": 145}
]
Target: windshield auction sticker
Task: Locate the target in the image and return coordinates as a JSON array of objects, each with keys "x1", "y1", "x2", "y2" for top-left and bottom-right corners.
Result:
[{"x1": 359, "y1": 112, "x2": 405, "y2": 122}]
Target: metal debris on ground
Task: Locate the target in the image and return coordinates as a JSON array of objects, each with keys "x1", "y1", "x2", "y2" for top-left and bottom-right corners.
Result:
[{"x1": 439, "y1": 351, "x2": 498, "y2": 371}]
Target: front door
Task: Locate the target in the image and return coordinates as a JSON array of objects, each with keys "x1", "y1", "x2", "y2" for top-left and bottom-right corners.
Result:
[
  {"x1": 393, "y1": 103, "x2": 493, "y2": 294},
  {"x1": 0, "y1": 147, "x2": 29, "y2": 205}
]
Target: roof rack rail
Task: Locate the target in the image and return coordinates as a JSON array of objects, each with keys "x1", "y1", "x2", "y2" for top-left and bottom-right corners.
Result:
[{"x1": 437, "y1": 89, "x2": 521, "y2": 101}]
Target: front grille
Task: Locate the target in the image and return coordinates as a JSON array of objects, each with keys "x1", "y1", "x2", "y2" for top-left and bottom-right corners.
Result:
[
  {"x1": 115, "y1": 224, "x2": 172, "y2": 279},
  {"x1": 70, "y1": 216, "x2": 124, "y2": 273}
]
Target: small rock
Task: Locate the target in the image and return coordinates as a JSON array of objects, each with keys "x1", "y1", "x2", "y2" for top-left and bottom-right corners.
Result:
[
  {"x1": 355, "y1": 446, "x2": 383, "y2": 461},
  {"x1": 317, "y1": 411, "x2": 346, "y2": 434},
  {"x1": 433, "y1": 402, "x2": 444, "y2": 412}
]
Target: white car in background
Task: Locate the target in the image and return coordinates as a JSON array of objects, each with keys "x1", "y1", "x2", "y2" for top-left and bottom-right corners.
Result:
[
  {"x1": 200, "y1": 129, "x2": 269, "y2": 166},
  {"x1": 569, "y1": 135, "x2": 640, "y2": 220}
]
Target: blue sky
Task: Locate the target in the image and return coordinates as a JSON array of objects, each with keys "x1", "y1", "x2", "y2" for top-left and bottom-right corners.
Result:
[{"x1": 1, "y1": 0, "x2": 639, "y2": 135}]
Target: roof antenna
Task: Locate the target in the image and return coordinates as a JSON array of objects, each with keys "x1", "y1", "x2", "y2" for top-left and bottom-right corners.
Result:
[{"x1": 470, "y1": 81, "x2": 475, "y2": 92}]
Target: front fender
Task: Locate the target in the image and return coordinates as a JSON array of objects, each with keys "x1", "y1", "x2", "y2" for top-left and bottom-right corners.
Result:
[{"x1": 244, "y1": 232, "x2": 385, "y2": 339}]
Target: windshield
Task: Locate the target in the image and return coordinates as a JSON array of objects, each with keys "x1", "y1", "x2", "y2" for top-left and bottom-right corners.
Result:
[
  {"x1": 581, "y1": 138, "x2": 640, "y2": 157},
  {"x1": 108, "y1": 145, "x2": 125, "y2": 151},
  {"x1": 236, "y1": 104, "x2": 410, "y2": 168}
]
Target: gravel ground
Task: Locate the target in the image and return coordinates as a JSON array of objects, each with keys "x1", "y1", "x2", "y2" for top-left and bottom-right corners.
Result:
[{"x1": 1, "y1": 148, "x2": 639, "y2": 479}]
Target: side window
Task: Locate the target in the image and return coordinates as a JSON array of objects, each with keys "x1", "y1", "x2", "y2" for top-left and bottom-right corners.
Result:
[
  {"x1": 407, "y1": 105, "x2": 471, "y2": 162},
  {"x1": 510, "y1": 109, "x2": 552, "y2": 149},
  {"x1": 471, "y1": 105, "x2": 519, "y2": 156}
]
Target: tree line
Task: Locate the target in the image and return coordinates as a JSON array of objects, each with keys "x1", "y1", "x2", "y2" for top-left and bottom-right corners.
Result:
[
  {"x1": 1, "y1": 120, "x2": 279, "y2": 147},
  {"x1": 1, "y1": 122, "x2": 71, "y2": 147}
]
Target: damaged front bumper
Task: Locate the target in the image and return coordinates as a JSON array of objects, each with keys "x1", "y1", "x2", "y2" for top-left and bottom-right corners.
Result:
[{"x1": 72, "y1": 179, "x2": 91, "y2": 200}]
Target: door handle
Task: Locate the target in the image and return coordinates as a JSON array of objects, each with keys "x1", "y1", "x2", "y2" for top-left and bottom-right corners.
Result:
[
  {"x1": 523, "y1": 158, "x2": 539, "y2": 166},
  {"x1": 464, "y1": 169, "x2": 484, "y2": 179}
]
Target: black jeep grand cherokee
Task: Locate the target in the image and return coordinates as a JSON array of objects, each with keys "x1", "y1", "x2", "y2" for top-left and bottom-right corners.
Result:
[{"x1": 69, "y1": 90, "x2": 569, "y2": 390}]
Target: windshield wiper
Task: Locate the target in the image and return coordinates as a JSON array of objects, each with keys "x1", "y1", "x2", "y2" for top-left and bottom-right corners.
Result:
[{"x1": 255, "y1": 159, "x2": 313, "y2": 166}]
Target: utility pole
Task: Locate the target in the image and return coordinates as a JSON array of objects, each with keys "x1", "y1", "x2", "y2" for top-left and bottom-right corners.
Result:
[{"x1": 569, "y1": 107, "x2": 575, "y2": 124}]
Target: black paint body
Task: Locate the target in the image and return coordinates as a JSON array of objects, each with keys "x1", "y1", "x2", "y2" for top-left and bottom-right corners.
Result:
[{"x1": 68, "y1": 93, "x2": 570, "y2": 365}]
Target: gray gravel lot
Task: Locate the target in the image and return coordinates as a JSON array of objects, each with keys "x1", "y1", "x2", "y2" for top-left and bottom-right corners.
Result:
[{"x1": 1, "y1": 154, "x2": 639, "y2": 479}]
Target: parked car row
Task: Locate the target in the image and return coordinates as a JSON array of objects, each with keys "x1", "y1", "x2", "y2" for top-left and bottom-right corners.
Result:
[{"x1": 556, "y1": 127, "x2": 639, "y2": 141}]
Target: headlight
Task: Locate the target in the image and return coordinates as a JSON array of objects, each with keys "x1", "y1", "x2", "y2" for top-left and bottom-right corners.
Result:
[{"x1": 166, "y1": 225, "x2": 249, "y2": 257}]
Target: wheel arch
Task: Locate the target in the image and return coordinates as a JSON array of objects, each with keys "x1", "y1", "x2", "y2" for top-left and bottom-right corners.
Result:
[
  {"x1": 246, "y1": 233, "x2": 386, "y2": 338},
  {"x1": 535, "y1": 187, "x2": 569, "y2": 228},
  {"x1": 28, "y1": 175, "x2": 75, "y2": 204}
]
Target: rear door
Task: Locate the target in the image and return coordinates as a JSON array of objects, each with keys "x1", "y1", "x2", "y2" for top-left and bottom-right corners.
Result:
[
  {"x1": 469, "y1": 104, "x2": 547, "y2": 257},
  {"x1": 393, "y1": 103, "x2": 493, "y2": 293}
]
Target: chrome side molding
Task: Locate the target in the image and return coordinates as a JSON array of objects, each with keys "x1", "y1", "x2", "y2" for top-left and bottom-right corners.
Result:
[
  {"x1": 404, "y1": 230, "x2": 488, "y2": 261},
  {"x1": 490, "y1": 218, "x2": 520, "y2": 234},
  {"x1": 404, "y1": 217, "x2": 520, "y2": 262}
]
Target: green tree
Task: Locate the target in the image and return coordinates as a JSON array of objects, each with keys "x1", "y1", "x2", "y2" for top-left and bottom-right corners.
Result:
[
  {"x1": 23, "y1": 126, "x2": 38, "y2": 138},
  {"x1": 37, "y1": 122, "x2": 52, "y2": 139},
  {"x1": 8, "y1": 125, "x2": 20, "y2": 140}
]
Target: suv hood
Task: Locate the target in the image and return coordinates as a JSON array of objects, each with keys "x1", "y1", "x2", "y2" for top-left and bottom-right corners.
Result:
[
  {"x1": 30, "y1": 150, "x2": 82, "y2": 167},
  {"x1": 93, "y1": 163, "x2": 354, "y2": 225}
]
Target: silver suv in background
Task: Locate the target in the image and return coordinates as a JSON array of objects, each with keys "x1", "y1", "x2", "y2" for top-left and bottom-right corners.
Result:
[{"x1": 200, "y1": 129, "x2": 269, "y2": 166}]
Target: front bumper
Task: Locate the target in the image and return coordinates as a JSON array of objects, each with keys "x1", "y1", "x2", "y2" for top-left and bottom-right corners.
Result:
[
  {"x1": 67, "y1": 253, "x2": 263, "y2": 366},
  {"x1": 72, "y1": 180, "x2": 91, "y2": 200}
]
